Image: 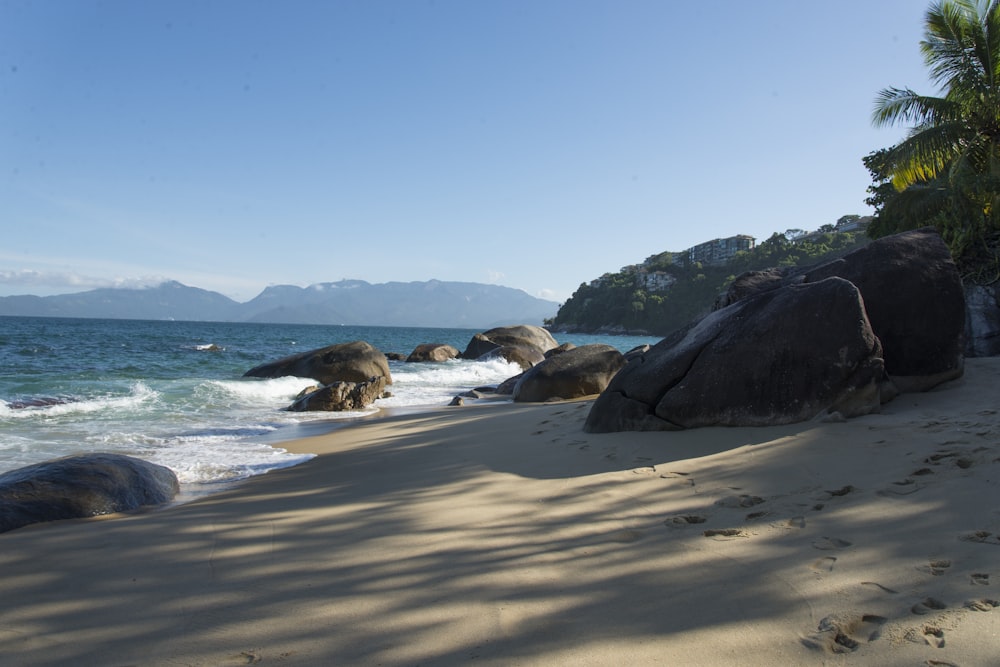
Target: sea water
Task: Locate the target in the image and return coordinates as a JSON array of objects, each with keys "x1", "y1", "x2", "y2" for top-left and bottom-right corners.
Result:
[{"x1": 0, "y1": 317, "x2": 658, "y2": 494}]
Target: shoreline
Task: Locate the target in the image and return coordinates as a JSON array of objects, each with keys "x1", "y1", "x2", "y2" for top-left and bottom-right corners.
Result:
[{"x1": 1, "y1": 359, "x2": 999, "y2": 665}]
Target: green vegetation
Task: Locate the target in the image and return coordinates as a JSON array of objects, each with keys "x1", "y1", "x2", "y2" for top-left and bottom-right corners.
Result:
[
  {"x1": 866, "y1": 0, "x2": 1000, "y2": 283},
  {"x1": 551, "y1": 230, "x2": 869, "y2": 337}
]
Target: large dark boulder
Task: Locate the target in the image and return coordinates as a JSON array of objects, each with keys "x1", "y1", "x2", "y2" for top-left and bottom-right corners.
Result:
[
  {"x1": 460, "y1": 325, "x2": 559, "y2": 370},
  {"x1": 286, "y1": 376, "x2": 387, "y2": 412},
  {"x1": 0, "y1": 454, "x2": 179, "y2": 534},
  {"x1": 244, "y1": 340, "x2": 392, "y2": 386},
  {"x1": 406, "y1": 343, "x2": 460, "y2": 363},
  {"x1": 719, "y1": 228, "x2": 965, "y2": 392},
  {"x1": 513, "y1": 344, "x2": 625, "y2": 402},
  {"x1": 584, "y1": 277, "x2": 885, "y2": 432}
]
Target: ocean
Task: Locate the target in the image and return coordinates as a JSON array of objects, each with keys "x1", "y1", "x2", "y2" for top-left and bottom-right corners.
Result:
[{"x1": 0, "y1": 316, "x2": 658, "y2": 496}]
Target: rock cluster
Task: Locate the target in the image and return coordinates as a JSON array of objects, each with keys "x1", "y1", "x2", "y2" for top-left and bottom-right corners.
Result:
[{"x1": 585, "y1": 228, "x2": 966, "y2": 432}]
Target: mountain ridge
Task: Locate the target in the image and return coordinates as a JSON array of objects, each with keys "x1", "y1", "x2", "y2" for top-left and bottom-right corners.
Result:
[{"x1": 0, "y1": 279, "x2": 559, "y2": 328}]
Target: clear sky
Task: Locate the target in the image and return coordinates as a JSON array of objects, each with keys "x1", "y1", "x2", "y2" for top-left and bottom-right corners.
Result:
[{"x1": 1, "y1": 0, "x2": 934, "y2": 304}]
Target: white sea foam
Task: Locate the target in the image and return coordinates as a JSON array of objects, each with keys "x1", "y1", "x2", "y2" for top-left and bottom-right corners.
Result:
[{"x1": 0, "y1": 382, "x2": 158, "y2": 420}]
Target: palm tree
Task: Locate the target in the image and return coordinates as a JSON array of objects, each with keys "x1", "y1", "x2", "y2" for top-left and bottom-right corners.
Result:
[{"x1": 871, "y1": 0, "x2": 1000, "y2": 264}]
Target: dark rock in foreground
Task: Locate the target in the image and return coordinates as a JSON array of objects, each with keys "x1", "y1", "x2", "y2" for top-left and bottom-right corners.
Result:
[
  {"x1": 460, "y1": 325, "x2": 558, "y2": 369},
  {"x1": 585, "y1": 277, "x2": 885, "y2": 432},
  {"x1": 513, "y1": 344, "x2": 625, "y2": 402},
  {"x1": 286, "y1": 376, "x2": 388, "y2": 412},
  {"x1": 0, "y1": 454, "x2": 179, "y2": 534},
  {"x1": 244, "y1": 340, "x2": 392, "y2": 386},
  {"x1": 718, "y1": 227, "x2": 965, "y2": 392}
]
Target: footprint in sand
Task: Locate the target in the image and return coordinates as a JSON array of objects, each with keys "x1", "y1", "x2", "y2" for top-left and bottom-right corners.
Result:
[
  {"x1": 918, "y1": 559, "x2": 952, "y2": 576},
  {"x1": 905, "y1": 625, "x2": 946, "y2": 648},
  {"x1": 812, "y1": 536, "x2": 853, "y2": 551},
  {"x1": 960, "y1": 530, "x2": 1000, "y2": 545},
  {"x1": 824, "y1": 485, "x2": 857, "y2": 498},
  {"x1": 861, "y1": 581, "x2": 899, "y2": 595},
  {"x1": 802, "y1": 613, "x2": 887, "y2": 654},
  {"x1": 971, "y1": 572, "x2": 991, "y2": 585},
  {"x1": 660, "y1": 471, "x2": 695, "y2": 487},
  {"x1": 964, "y1": 598, "x2": 999, "y2": 611},
  {"x1": 665, "y1": 514, "x2": 707, "y2": 526},
  {"x1": 715, "y1": 494, "x2": 765, "y2": 508},
  {"x1": 810, "y1": 556, "x2": 837, "y2": 573},
  {"x1": 702, "y1": 528, "x2": 747, "y2": 539},
  {"x1": 911, "y1": 597, "x2": 948, "y2": 615},
  {"x1": 878, "y1": 479, "x2": 922, "y2": 497}
]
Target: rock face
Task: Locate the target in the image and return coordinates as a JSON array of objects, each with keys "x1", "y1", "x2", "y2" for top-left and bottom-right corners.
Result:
[
  {"x1": 584, "y1": 278, "x2": 885, "y2": 432},
  {"x1": 0, "y1": 454, "x2": 179, "y2": 534},
  {"x1": 244, "y1": 341, "x2": 392, "y2": 386},
  {"x1": 965, "y1": 283, "x2": 1000, "y2": 357},
  {"x1": 460, "y1": 325, "x2": 559, "y2": 369},
  {"x1": 286, "y1": 376, "x2": 387, "y2": 412},
  {"x1": 718, "y1": 227, "x2": 965, "y2": 392},
  {"x1": 406, "y1": 343, "x2": 460, "y2": 363},
  {"x1": 513, "y1": 344, "x2": 625, "y2": 403}
]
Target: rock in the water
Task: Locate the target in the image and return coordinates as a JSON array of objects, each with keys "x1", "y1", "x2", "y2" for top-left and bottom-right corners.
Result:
[
  {"x1": 719, "y1": 228, "x2": 965, "y2": 392},
  {"x1": 513, "y1": 344, "x2": 625, "y2": 402},
  {"x1": 460, "y1": 325, "x2": 559, "y2": 369},
  {"x1": 286, "y1": 376, "x2": 387, "y2": 412},
  {"x1": 244, "y1": 340, "x2": 392, "y2": 386},
  {"x1": 0, "y1": 453, "x2": 179, "y2": 534},
  {"x1": 406, "y1": 343, "x2": 460, "y2": 362},
  {"x1": 584, "y1": 277, "x2": 885, "y2": 432}
]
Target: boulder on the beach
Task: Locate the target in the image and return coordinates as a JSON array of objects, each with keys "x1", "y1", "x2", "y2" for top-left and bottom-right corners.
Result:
[
  {"x1": 286, "y1": 375, "x2": 387, "y2": 412},
  {"x1": 513, "y1": 344, "x2": 625, "y2": 403},
  {"x1": 584, "y1": 277, "x2": 885, "y2": 432},
  {"x1": 460, "y1": 325, "x2": 559, "y2": 370},
  {"x1": 406, "y1": 343, "x2": 460, "y2": 363},
  {"x1": 717, "y1": 227, "x2": 965, "y2": 392},
  {"x1": 0, "y1": 453, "x2": 179, "y2": 534},
  {"x1": 244, "y1": 340, "x2": 392, "y2": 386}
]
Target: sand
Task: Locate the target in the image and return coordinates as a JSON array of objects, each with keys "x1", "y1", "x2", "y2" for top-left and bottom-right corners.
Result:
[{"x1": 1, "y1": 359, "x2": 999, "y2": 666}]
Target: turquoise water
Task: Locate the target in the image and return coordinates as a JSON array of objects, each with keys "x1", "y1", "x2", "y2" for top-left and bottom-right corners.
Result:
[{"x1": 0, "y1": 317, "x2": 658, "y2": 492}]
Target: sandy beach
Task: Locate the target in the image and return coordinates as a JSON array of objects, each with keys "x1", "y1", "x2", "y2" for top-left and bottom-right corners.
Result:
[{"x1": 1, "y1": 359, "x2": 999, "y2": 666}]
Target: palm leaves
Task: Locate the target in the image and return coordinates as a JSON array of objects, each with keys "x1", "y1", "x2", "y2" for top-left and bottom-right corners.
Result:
[{"x1": 870, "y1": 0, "x2": 1000, "y2": 274}]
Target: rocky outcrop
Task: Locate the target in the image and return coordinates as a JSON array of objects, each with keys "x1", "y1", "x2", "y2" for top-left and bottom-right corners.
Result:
[
  {"x1": 406, "y1": 343, "x2": 460, "y2": 363},
  {"x1": 718, "y1": 228, "x2": 965, "y2": 392},
  {"x1": 584, "y1": 277, "x2": 885, "y2": 432},
  {"x1": 286, "y1": 376, "x2": 387, "y2": 412},
  {"x1": 460, "y1": 325, "x2": 559, "y2": 369},
  {"x1": 513, "y1": 344, "x2": 625, "y2": 403},
  {"x1": 0, "y1": 454, "x2": 179, "y2": 534},
  {"x1": 965, "y1": 282, "x2": 1000, "y2": 357},
  {"x1": 244, "y1": 341, "x2": 392, "y2": 386}
]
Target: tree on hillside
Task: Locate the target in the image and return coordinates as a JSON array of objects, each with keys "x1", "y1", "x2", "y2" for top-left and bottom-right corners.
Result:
[{"x1": 869, "y1": 0, "x2": 1000, "y2": 280}]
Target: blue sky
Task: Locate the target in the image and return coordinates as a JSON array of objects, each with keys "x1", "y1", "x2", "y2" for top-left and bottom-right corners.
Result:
[{"x1": 2, "y1": 1, "x2": 933, "y2": 304}]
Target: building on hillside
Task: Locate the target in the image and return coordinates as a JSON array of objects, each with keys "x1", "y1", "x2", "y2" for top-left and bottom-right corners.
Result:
[
  {"x1": 635, "y1": 269, "x2": 676, "y2": 292},
  {"x1": 686, "y1": 235, "x2": 756, "y2": 266},
  {"x1": 835, "y1": 216, "x2": 872, "y2": 233}
]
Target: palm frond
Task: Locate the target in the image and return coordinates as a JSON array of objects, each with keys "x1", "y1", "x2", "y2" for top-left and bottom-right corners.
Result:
[{"x1": 872, "y1": 88, "x2": 958, "y2": 127}]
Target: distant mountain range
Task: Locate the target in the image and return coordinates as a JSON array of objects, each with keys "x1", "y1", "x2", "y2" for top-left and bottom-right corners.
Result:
[{"x1": 0, "y1": 279, "x2": 559, "y2": 328}]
